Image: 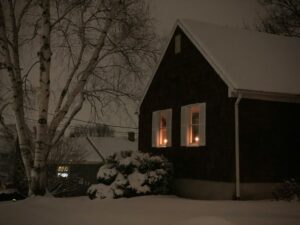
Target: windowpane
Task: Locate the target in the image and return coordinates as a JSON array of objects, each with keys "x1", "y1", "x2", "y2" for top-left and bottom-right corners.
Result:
[
  {"x1": 191, "y1": 125, "x2": 199, "y2": 144},
  {"x1": 159, "y1": 113, "x2": 168, "y2": 145},
  {"x1": 160, "y1": 116, "x2": 167, "y2": 128},
  {"x1": 152, "y1": 109, "x2": 172, "y2": 147},
  {"x1": 181, "y1": 103, "x2": 206, "y2": 147},
  {"x1": 189, "y1": 105, "x2": 200, "y2": 145},
  {"x1": 159, "y1": 128, "x2": 167, "y2": 145},
  {"x1": 192, "y1": 111, "x2": 199, "y2": 125}
]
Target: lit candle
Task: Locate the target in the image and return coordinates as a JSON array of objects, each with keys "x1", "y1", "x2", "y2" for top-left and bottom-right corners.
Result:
[
  {"x1": 164, "y1": 139, "x2": 168, "y2": 144},
  {"x1": 195, "y1": 136, "x2": 199, "y2": 142}
]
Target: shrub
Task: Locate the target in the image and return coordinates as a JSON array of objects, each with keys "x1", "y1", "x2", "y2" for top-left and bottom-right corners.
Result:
[
  {"x1": 48, "y1": 174, "x2": 90, "y2": 197},
  {"x1": 87, "y1": 151, "x2": 172, "y2": 199},
  {"x1": 273, "y1": 179, "x2": 300, "y2": 201}
]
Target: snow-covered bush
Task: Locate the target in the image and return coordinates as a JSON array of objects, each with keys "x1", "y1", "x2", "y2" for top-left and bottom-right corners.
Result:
[
  {"x1": 87, "y1": 151, "x2": 172, "y2": 199},
  {"x1": 273, "y1": 179, "x2": 300, "y2": 201}
]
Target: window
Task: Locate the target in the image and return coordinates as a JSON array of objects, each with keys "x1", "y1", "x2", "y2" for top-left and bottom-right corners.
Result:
[
  {"x1": 57, "y1": 166, "x2": 69, "y2": 178},
  {"x1": 181, "y1": 103, "x2": 206, "y2": 147},
  {"x1": 152, "y1": 109, "x2": 172, "y2": 147},
  {"x1": 175, "y1": 34, "x2": 181, "y2": 54}
]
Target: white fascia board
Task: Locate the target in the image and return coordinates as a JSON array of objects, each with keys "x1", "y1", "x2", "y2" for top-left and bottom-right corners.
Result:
[{"x1": 231, "y1": 89, "x2": 300, "y2": 103}]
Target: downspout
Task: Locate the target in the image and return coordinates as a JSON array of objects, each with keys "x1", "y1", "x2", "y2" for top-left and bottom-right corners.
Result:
[{"x1": 234, "y1": 93, "x2": 242, "y2": 200}]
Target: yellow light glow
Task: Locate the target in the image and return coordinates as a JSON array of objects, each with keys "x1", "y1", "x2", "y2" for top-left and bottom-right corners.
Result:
[
  {"x1": 164, "y1": 139, "x2": 168, "y2": 144},
  {"x1": 195, "y1": 136, "x2": 199, "y2": 142}
]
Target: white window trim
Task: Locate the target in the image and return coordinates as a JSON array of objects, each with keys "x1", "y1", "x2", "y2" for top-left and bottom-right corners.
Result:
[
  {"x1": 181, "y1": 103, "x2": 206, "y2": 147},
  {"x1": 152, "y1": 109, "x2": 172, "y2": 148}
]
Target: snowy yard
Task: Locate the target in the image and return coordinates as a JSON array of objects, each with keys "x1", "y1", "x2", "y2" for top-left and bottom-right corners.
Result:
[{"x1": 0, "y1": 196, "x2": 299, "y2": 225}]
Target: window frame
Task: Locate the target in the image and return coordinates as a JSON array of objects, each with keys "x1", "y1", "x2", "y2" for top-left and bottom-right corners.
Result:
[
  {"x1": 57, "y1": 165, "x2": 70, "y2": 178},
  {"x1": 152, "y1": 108, "x2": 172, "y2": 148},
  {"x1": 181, "y1": 103, "x2": 206, "y2": 147}
]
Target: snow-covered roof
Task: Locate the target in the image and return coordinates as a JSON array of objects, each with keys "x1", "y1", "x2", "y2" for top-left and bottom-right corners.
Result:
[
  {"x1": 68, "y1": 137, "x2": 138, "y2": 164},
  {"x1": 179, "y1": 19, "x2": 300, "y2": 94},
  {"x1": 140, "y1": 19, "x2": 300, "y2": 106}
]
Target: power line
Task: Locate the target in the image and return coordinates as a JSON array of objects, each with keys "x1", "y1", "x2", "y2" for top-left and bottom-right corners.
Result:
[
  {"x1": 2, "y1": 113, "x2": 139, "y2": 133},
  {"x1": 22, "y1": 106, "x2": 138, "y2": 130}
]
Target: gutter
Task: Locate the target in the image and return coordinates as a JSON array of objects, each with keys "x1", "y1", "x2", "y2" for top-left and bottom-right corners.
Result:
[{"x1": 234, "y1": 94, "x2": 242, "y2": 200}]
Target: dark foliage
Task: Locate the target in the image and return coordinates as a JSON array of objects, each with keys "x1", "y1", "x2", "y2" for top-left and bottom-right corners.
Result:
[
  {"x1": 257, "y1": 0, "x2": 300, "y2": 37},
  {"x1": 47, "y1": 174, "x2": 90, "y2": 197},
  {"x1": 273, "y1": 179, "x2": 300, "y2": 201},
  {"x1": 12, "y1": 143, "x2": 28, "y2": 197},
  {"x1": 88, "y1": 151, "x2": 173, "y2": 199},
  {"x1": 0, "y1": 191, "x2": 25, "y2": 202}
]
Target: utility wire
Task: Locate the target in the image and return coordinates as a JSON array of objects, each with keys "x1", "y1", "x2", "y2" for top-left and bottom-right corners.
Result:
[
  {"x1": 22, "y1": 106, "x2": 138, "y2": 130},
  {"x1": 2, "y1": 113, "x2": 139, "y2": 134}
]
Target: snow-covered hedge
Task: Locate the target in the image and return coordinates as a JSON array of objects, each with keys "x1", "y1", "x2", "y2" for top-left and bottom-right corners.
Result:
[
  {"x1": 87, "y1": 151, "x2": 172, "y2": 199},
  {"x1": 273, "y1": 179, "x2": 300, "y2": 201}
]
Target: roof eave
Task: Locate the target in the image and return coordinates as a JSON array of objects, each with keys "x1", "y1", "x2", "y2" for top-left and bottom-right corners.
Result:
[{"x1": 230, "y1": 89, "x2": 300, "y2": 103}]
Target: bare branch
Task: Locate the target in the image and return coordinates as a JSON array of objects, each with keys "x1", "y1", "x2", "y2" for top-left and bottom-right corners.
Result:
[
  {"x1": 51, "y1": 94, "x2": 84, "y2": 147},
  {"x1": 50, "y1": 0, "x2": 84, "y2": 29},
  {"x1": 16, "y1": 0, "x2": 34, "y2": 32},
  {"x1": 48, "y1": 15, "x2": 113, "y2": 141},
  {"x1": 0, "y1": 102, "x2": 14, "y2": 139},
  {"x1": 53, "y1": 18, "x2": 87, "y2": 114}
]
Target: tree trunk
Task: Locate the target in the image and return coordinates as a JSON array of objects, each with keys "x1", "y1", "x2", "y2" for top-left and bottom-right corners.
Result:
[
  {"x1": 30, "y1": 165, "x2": 47, "y2": 196},
  {"x1": 0, "y1": 1, "x2": 34, "y2": 195},
  {"x1": 30, "y1": 0, "x2": 51, "y2": 196}
]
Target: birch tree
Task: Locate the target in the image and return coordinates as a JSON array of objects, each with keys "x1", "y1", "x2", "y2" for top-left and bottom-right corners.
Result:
[{"x1": 0, "y1": 0, "x2": 157, "y2": 196}]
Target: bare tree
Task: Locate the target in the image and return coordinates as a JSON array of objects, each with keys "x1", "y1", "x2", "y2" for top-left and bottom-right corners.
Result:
[
  {"x1": 257, "y1": 0, "x2": 300, "y2": 37},
  {"x1": 47, "y1": 138, "x2": 88, "y2": 165},
  {"x1": 0, "y1": 0, "x2": 158, "y2": 196}
]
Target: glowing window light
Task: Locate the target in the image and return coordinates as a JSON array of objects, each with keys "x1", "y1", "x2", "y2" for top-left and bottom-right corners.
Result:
[
  {"x1": 57, "y1": 166, "x2": 69, "y2": 178},
  {"x1": 57, "y1": 172, "x2": 69, "y2": 178}
]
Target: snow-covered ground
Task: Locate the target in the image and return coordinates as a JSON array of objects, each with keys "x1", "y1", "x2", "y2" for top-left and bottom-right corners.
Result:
[{"x1": 0, "y1": 195, "x2": 299, "y2": 225}]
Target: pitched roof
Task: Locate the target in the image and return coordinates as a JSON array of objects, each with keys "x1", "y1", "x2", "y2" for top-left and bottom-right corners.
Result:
[
  {"x1": 64, "y1": 137, "x2": 138, "y2": 164},
  {"x1": 140, "y1": 19, "x2": 300, "y2": 106}
]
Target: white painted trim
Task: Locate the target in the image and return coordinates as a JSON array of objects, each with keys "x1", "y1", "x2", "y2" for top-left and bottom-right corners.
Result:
[
  {"x1": 181, "y1": 102, "x2": 206, "y2": 147},
  {"x1": 231, "y1": 89, "x2": 300, "y2": 103},
  {"x1": 152, "y1": 108, "x2": 172, "y2": 148}
]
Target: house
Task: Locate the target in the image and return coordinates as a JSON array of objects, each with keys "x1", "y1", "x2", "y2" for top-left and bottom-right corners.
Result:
[
  {"x1": 138, "y1": 19, "x2": 300, "y2": 200},
  {"x1": 47, "y1": 136, "x2": 138, "y2": 196}
]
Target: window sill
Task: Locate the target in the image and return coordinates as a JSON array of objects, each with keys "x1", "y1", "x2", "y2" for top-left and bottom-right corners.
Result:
[
  {"x1": 185, "y1": 144, "x2": 205, "y2": 147},
  {"x1": 153, "y1": 145, "x2": 169, "y2": 148}
]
